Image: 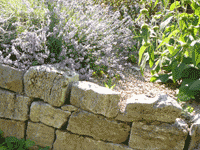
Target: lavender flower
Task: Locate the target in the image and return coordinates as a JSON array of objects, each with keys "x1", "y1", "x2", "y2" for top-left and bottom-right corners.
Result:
[{"x1": 0, "y1": 0, "x2": 139, "y2": 81}]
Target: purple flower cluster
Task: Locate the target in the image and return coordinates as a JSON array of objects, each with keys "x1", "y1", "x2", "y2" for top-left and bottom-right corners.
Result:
[{"x1": 0, "y1": 0, "x2": 140, "y2": 81}]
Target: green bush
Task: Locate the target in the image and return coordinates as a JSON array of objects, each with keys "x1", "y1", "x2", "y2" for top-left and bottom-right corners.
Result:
[{"x1": 137, "y1": 0, "x2": 200, "y2": 103}]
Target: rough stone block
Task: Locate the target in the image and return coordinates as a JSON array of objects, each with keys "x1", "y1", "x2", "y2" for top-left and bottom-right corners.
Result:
[
  {"x1": 53, "y1": 130, "x2": 134, "y2": 150},
  {"x1": 24, "y1": 63, "x2": 79, "y2": 107},
  {"x1": 115, "y1": 94, "x2": 182, "y2": 123},
  {"x1": 128, "y1": 118, "x2": 188, "y2": 150},
  {"x1": 70, "y1": 81, "x2": 121, "y2": 118},
  {"x1": 0, "y1": 89, "x2": 16, "y2": 119},
  {"x1": 67, "y1": 110, "x2": 130, "y2": 143},
  {"x1": 0, "y1": 118, "x2": 26, "y2": 140},
  {"x1": 188, "y1": 114, "x2": 200, "y2": 150},
  {"x1": 53, "y1": 130, "x2": 85, "y2": 150},
  {"x1": 0, "y1": 63, "x2": 25, "y2": 94},
  {"x1": 0, "y1": 89, "x2": 32, "y2": 121},
  {"x1": 26, "y1": 122, "x2": 55, "y2": 149},
  {"x1": 30, "y1": 101, "x2": 71, "y2": 128},
  {"x1": 13, "y1": 94, "x2": 33, "y2": 121}
]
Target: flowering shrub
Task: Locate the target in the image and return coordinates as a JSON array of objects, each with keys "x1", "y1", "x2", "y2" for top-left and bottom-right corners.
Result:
[{"x1": 0, "y1": 0, "x2": 138, "y2": 83}]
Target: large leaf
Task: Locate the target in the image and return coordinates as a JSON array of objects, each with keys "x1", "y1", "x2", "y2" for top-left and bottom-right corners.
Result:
[
  {"x1": 148, "y1": 45, "x2": 154, "y2": 68},
  {"x1": 150, "y1": 76, "x2": 159, "y2": 82},
  {"x1": 193, "y1": 48, "x2": 200, "y2": 67},
  {"x1": 150, "y1": 73, "x2": 172, "y2": 83},
  {"x1": 178, "y1": 78, "x2": 199, "y2": 100},
  {"x1": 181, "y1": 67, "x2": 200, "y2": 80},
  {"x1": 173, "y1": 63, "x2": 193, "y2": 82},
  {"x1": 191, "y1": 40, "x2": 200, "y2": 67},
  {"x1": 138, "y1": 45, "x2": 149, "y2": 65},
  {"x1": 151, "y1": 59, "x2": 161, "y2": 75},
  {"x1": 172, "y1": 60, "x2": 179, "y2": 83},
  {"x1": 182, "y1": 56, "x2": 193, "y2": 64},
  {"x1": 189, "y1": 79, "x2": 200, "y2": 91}
]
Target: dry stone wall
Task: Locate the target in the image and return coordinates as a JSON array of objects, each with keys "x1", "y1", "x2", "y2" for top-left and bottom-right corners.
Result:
[{"x1": 0, "y1": 62, "x2": 200, "y2": 150}]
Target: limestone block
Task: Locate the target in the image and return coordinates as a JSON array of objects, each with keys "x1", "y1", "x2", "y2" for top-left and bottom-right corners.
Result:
[
  {"x1": 0, "y1": 89, "x2": 16, "y2": 119},
  {"x1": 129, "y1": 118, "x2": 188, "y2": 150},
  {"x1": 188, "y1": 114, "x2": 200, "y2": 150},
  {"x1": 115, "y1": 94, "x2": 182, "y2": 123},
  {"x1": 26, "y1": 122, "x2": 55, "y2": 149},
  {"x1": 0, "y1": 118, "x2": 26, "y2": 140},
  {"x1": 53, "y1": 130, "x2": 134, "y2": 150},
  {"x1": 53, "y1": 130, "x2": 85, "y2": 150},
  {"x1": 24, "y1": 63, "x2": 79, "y2": 107},
  {"x1": 30, "y1": 101, "x2": 71, "y2": 128},
  {"x1": 13, "y1": 94, "x2": 33, "y2": 121},
  {"x1": 0, "y1": 63, "x2": 25, "y2": 94},
  {"x1": 70, "y1": 81, "x2": 121, "y2": 118},
  {"x1": 0, "y1": 89, "x2": 32, "y2": 121},
  {"x1": 67, "y1": 110, "x2": 130, "y2": 144}
]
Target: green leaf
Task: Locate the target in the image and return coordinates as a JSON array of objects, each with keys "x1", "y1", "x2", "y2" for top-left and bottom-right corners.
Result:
[
  {"x1": 182, "y1": 56, "x2": 193, "y2": 64},
  {"x1": 110, "y1": 84, "x2": 116, "y2": 90},
  {"x1": 172, "y1": 47, "x2": 182, "y2": 58},
  {"x1": 160, "y1": 16, "x2": 173, "y2": 30},
  {"x1": 161, "y1": 0, "x2": 170, "y2": 9},
  {"x1": 179, "y1": 19, "x2": 186, "y2": 30},
  {"x1": 169, "y1": 29, "x2": 180, "y2": 38},
  {"x1": 0, "y1": 146, "x2": 7, "y2": 150},
  {"x1": 181, "y1": 67, "x2": 200, "y2": 79},
  {"x1": 25, "y1": 139, "x2": 35, "y2": 148},
  {"x1": 153, "y1": 0, "x2": 159, "y2": 10},
  {"x1": 156, "y1": 30, "x2": 179, "y2": 51},
  {"x1": 151, "y1": 59, "x2": 161, "y2": 75},
  {"x1": 178, "y1": 79, "x2": 198, "y2": 100},
  {"x1": 166, "y1": 44, "x2": 174, "y2": 55},
  {"x1": 189, "y1": 79, "x2": 200, "y2": 91},
  {"x1": 5, "y1": 136, "x2": 19, "y2": 143},
  {"x1": 135, "y1": 13, "x2": 142, "y2": 22},
  {"x1": 172, "y1": 60, "x2": 179, "y2": 83},
  {"x1": 156, "y1": 38, "x2": 169, "y2": 50},
  {"x1": 170, "y1": 1, "x2": 181, "y2": 11},
  {"x1": 155, "y1": 73, "x2": 172, "y2": 83},
  {"x1": 104, "y1": 84, "x2": 109, "y2": 88},
  {"x1": 174, "y1": 63, "x2": 193, "y2": 82},
  {"x1": 139, "y1": 45, "x2": 149, "y2": 65},
  {"x1": 191, "y1": 40, "x2": 200, "y2": 67},
  {"x1": 192, "y1": 48, "x2": 200, "y2": 67},
  {"x1": 179, "y1": 34, "x2": 186, "y2": 43},
  {"x1": 148, "y1": 45, "x2": 154, "y2": 68},
  {"x1": 185, "y1": 105, "x2": 194, "y2": 113},
  {"x1": 150, "y1": 76, "x2": 159, "y2": 82}
]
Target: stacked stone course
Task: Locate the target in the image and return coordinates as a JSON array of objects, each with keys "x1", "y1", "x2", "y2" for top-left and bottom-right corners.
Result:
[{"x1": 0, "y1": 62, "x2": 199, "y2": 150}]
